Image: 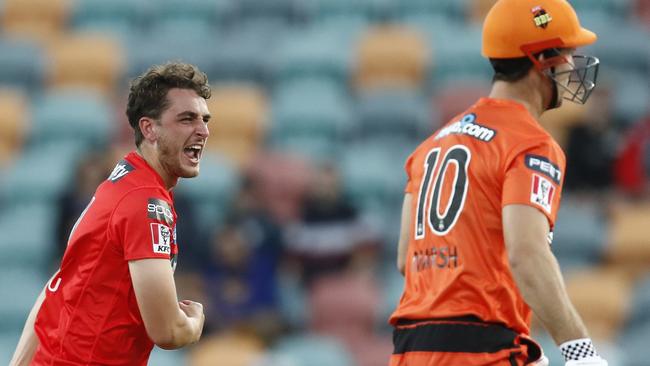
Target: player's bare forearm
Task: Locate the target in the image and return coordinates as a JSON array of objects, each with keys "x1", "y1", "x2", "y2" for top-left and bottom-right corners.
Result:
[
  {"x1": 509, "y1": 241, "x2": 588, "y2": 343},
  {"x1": 10, "y1": 287, "x2": 45, "y2": 366},
  {"x1": 157, "y1": 302, "x2": 204, "y2": 350},
  {"x1": 503, "y1": 204, "x2": 589, "y2": 345},
  {"x1": 129, "y1": 259, "x2": 205, "y2": 349}
]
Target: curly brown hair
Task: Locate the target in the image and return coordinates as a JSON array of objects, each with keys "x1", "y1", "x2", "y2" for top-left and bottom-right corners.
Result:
[{"x1": 126, "y1": 62, "x2": 211, "y2": 146}]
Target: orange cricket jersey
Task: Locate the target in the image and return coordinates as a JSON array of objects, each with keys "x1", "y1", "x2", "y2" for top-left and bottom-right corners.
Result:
[{"x1": 389, "y1": 97, "x2": 566, "y2": 337}]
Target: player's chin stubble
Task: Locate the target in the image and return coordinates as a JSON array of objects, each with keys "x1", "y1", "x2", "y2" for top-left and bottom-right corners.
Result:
[{"x1": 157, "y1": 138, "x2": 195, "y2": 179}]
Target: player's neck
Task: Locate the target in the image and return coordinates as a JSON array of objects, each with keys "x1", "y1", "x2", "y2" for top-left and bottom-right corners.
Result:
[
  {"x1": 136, "y1": 145, "x2": 178, "y2": 190},
  {"x1": 488, "y1": 80, "x2": 545, "y2": 120}
]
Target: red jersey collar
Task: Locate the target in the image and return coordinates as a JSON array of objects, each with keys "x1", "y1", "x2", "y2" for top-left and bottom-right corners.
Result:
[{"x1": 124, "y1": 151, "x2": 169, "y2": 191}]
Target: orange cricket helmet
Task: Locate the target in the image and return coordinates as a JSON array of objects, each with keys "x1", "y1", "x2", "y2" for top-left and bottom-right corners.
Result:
[
  {"x1": 482, "y1": 0, "x2": 600, "y2": 106},
  {"x1": 482, "y1": 0, "x2": 596, "y2": 59}
]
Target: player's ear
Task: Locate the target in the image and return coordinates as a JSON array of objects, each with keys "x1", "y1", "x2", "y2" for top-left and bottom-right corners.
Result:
[{"x1": 139, "y1": 117, "x2": 159, "y2": 143}]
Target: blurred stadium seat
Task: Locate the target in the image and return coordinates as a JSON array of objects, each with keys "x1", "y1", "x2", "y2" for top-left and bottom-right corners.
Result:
[
  {"x1": 0, "y1": 203, "x2": 57, "y2": 269},
  {"x1": 148, "y1": 347, "x2": 188, "y2": 366},
  {"x1": 638, "y1": 0, "x2": 650, "y2": 26},
  {"x1": 539, "y1": 100, "x2": 588, "y2": 147},
  {"x1": 1, "y1": 0, "x2": 70, "y2": 43},
  {"x1": 205, "y1": 84, "x2": 269, "y2": 166},
  {"x1": 270, "y1": 78, "x2": 352, "y2": 161},
  {"x1": 247, "y1": 153, "x2": 313, "y2": 223},
  {"x1": 0, "y1": 332, "x2": 20, "y2": 365},
  {"x1": 0, "y1": 88, "x2": 29, "y2": 166},
  {"x1": 551, "y1": 197, "x2": 608, "y2": 268},
  {"x1": 467, "y1": 0, "x2": 497, "y2": 25},
  {"x1": 623, "y1": 273, "x2": 650, "y2": 333},
  {"x1": 354, "y1": 24, "x2": 429, "y2": 90},
  {"x1": 174, "y1": 153, "x2": 240, "y2": 238},
  {"x1": 303, "y1": 0, "x2": 380, "y2": 23},
  {"x1": 341, "y1": 140, "x2": 411, "y2": 213},
  {"x1": 570, "y1": 0, "x2": 632, "y2": 20},
  {"x1": 47, "y1": 34, "x2": 124, "y2": 95},
  {"x1": 1, "y1": 141, "x2": 87, "y2": 204},
  {"x1": 126, "y1": 22, "x2": 219, "y2": 80},
  {"x1": 70, "y1": 0, "x2": 149, "y2": 39},
  {"x1": 29, "y1": 88, "x2": 114, "y2": 147},
  {"x1": 0, "y1": 268, "x2": 47, "y2": 332},
  {"x1": 309, "y1": 273, "x2": 379, "y2": 341},
  {"x1": 354, "y1": 87, "x2": 432, "y2": 142},
  {"x1": 611, "y1": 74, "x2": 650, "y2": 126},
  {"x1": 607, "y1": 201, "x2": 650, "y2": 271},
  {"x1": 0, "y1": 37, "x2": 46, "y2": 92},
  {"x1": 0, "y1": 1, "x2": 648, "y2": 364},
  {"x1": 150, "y1": 0, "x2": 231, "y2": 30},
  {"x1": 271, "y1": 25, "x2": 355, "y2": 87},
  {"x1": 261, "y1": 333, "x2": 355, "y2": 366},
  {"x1": 236, "y1": 0, "x2": 296, "y2": 23},
  {"x1": 430, "y1": 24, "x2": 492, "y2": 86},
  {"x1": 565, "y1": 267, "x2": 632, "y2": 341},
  {"x1": 209, "y1": 20, "x2": 286, "y2": 84},
  {"x1": 619, "y1": 273, "x2": 650, "y2": 366},
  {"x1": 434, "y1": 81, "x2": 490, "y2": 124},
  {"x1": 395, "y1": 0, "x2": 466, "y2": 21},
  {"x1": 187, "y1": 332, "x2": 263, "y2": 366}
]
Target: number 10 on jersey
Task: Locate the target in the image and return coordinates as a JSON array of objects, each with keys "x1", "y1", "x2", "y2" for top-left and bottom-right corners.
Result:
[{"x1": 415, "y1": 144, "x2": 471, "y2": 239}]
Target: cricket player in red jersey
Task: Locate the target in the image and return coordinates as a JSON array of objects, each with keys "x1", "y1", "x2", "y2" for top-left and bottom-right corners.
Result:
[
  {"x1": 389, "y1": 1, "x2": 608, "y2": 365},
  {"x1": 10, "y1": 62, "x2": 210, "y2": 365}
]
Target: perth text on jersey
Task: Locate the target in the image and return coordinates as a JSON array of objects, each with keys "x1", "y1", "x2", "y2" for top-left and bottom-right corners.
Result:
[
  {"x1": 434, "y1": 113, "x2": 496, "y2": 142},
  {"x1": 525, "y1": 154, "x2": 562, "y2": 184},
  {"x1": 411, "y1": 245, "x2": 459, "y2": 272}
]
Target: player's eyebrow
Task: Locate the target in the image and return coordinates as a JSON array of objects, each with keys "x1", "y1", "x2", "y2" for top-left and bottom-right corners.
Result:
[{"x1": 176, "y1": 111, "x2": 211, "y2": 121}]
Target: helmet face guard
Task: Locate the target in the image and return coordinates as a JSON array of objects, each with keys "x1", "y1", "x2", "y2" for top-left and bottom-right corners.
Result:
[
  {"x1": 546, "y1": 54, "x2": 600, "y2": 105},
  {"x1": 521, "y1": 40, "x2": 600, "y2": 106}
]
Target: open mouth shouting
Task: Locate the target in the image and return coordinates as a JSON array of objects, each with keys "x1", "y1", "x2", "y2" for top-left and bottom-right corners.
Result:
[{"x1": 183, "y1": 143, "x2": 204, "y2": 165}]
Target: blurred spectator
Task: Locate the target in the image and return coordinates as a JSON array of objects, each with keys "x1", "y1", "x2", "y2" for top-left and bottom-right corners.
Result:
[
  {"x1": 247, "y1": 152, "x2": 313, "y2": 224},
  {"x1": 564, "y1": 87, "x2": 618, "y2": 192},
  {"x1": 200, "y1": 178, "x2": 285, "y2": 342},
  {"x1": 309, "y1": 269, "x2": 392, "y2": 366},
  {"x1": 614, "y1": 115, "x2": 650, "y2": 196},
  {"x1": 57, "y1": 150, "x2": 112, "y2": 258},
  {"x1": 284, "y1": 163, "x2": 379, "y2": 286}
]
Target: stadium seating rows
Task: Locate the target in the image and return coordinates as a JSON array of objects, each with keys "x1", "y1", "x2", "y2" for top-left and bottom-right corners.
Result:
[{"x1": 1, "y1": 0, "x2": 649, "y2": 364}]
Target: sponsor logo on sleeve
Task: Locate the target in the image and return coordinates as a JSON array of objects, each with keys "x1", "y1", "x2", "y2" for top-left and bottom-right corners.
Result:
[
  {"x1": 525, "y1": 154, "x2": 562, "y2": 184},
  {"x1": 147, "y1": 198, "x2": 174, "y2": 225},
  {"x1": 151, "y1": 223, "x2": 171, "y2": 254},
  {"x1": 530, "y1": 174, "x2": 555, "y2": 214},
  {"x1": 108, "y1": 160, "x2": 134, "y2": 183}
]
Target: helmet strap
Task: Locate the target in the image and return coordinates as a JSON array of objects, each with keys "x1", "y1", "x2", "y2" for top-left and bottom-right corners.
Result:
[{"x1": 548, "y1": 66, "x2": 561, "y2": 110}]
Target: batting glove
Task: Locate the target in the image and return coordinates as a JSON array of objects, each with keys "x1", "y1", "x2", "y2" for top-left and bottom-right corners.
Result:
[{"x1": 560, "y1": 338, "x2": 608, "y2": 366}]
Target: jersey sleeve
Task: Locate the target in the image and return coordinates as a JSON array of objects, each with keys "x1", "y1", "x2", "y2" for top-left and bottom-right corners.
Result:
[
  {"x1": 110, "y1": 188, "x2": 176, "y2": 261},
  {"x1": 502, "y1": 139, "x2": 566, "y2": 227},
  {"x1": 404, "y1": 151, "x2": 417, "y2": 194}
]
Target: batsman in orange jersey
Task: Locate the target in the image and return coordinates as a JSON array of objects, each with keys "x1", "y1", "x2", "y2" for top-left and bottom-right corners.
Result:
[{"x1": 389, "y1": 1, "x2": 608, "y2": 365}]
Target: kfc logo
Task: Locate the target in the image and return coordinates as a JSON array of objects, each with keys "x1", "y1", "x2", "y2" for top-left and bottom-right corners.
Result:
[
  {"x1": 530, "y1": 174, "x2": 555, "y2": 214},
  {"x1": 151, "y1": 223, "x2": 171, "y2": 254}
]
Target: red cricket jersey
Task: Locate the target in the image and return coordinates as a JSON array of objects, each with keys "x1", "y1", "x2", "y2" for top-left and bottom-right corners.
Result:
[
  {"x1": 33, "y1": 152, "x2": 179, "y2": 365},
  {"x1": 390, "y1": 98, "x2": 566, "y2": 336}
]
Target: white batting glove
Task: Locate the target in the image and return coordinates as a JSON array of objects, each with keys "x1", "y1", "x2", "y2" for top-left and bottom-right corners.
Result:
[
  {"x1": 561, "y1": 338, "x2": 608, "y2": 366},
  {"x1": 531, "y1": 354, "x2": 549, "y2": 366},
  {"x1": 565, "y1": 357, "x2": 608, "y2": 366}
]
